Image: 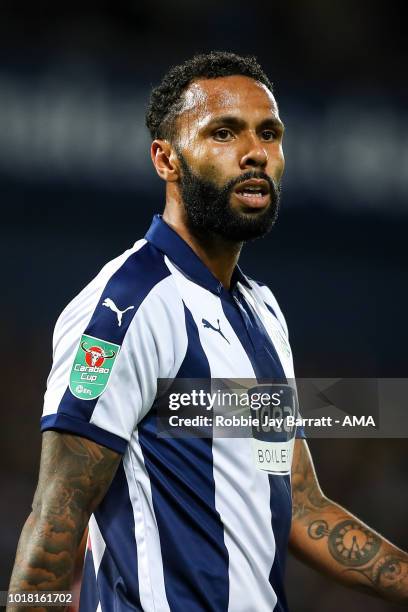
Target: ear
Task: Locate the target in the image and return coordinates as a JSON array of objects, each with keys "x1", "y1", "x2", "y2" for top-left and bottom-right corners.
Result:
[{"x1": 151, "y1": 139, "x2": 180, "y2": 182}]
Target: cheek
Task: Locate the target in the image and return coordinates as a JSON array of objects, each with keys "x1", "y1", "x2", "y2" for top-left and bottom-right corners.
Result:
[
  {"x1": 278, "y1": 148, "x2": 285, "y2": 175},
  {"x1": 268, "y1": 145, "x2": 285, "y2": 179},
  {"x1": 190, "y1": 143, "x2": 236, "y2": 182}
]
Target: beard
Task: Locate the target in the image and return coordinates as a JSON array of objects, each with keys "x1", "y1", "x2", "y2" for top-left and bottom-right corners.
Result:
[{"x1": 177, "y1": 151, "x2": 281, "y2": 242}]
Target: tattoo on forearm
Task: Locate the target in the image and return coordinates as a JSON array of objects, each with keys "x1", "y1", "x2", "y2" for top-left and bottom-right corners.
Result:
[
  {"x1": 291, "y1": 441, "x2": 408, "y2": 603},
  {"x1": 9, "y1": 432, "x2": 120, "y2": 596},
  {"x1": 307, "y1": 518, "x2": 408, "y2": 597},
  {"x1": 359, "y1": 554, "x2": 408, "y2": 592},
  {"x1": 308, "y1": 519, "x2": 381, "y2": 566}
]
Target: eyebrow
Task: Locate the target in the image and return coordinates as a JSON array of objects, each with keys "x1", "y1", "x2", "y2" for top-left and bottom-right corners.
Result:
[{"x1": 204, "y1": 114, "x2": 285, "y2": 132}]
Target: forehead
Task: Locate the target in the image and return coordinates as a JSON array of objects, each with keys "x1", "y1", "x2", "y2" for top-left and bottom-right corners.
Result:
[{"x1": 179, "y1": 75, "x2": 279, "y2": 124}]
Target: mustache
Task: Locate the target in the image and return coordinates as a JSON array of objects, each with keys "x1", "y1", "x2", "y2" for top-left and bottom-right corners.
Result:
[{"x1": 223, "y1": 170, "x2": 279, "y2": 195}]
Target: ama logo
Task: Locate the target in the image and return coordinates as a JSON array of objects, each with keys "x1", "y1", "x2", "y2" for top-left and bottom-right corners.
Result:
[{"x1": 81, "y1": 341, "x2": 116, "y2": 367}]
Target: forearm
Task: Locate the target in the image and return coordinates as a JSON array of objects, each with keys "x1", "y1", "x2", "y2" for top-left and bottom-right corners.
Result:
[
  {"x1": 290, "y1": 495, "x2": 408, "y2": 605},
  {"x1": 7, "y1": 432, "x2": 121, "y2": 612},
  {"x1": 8, "y1": 506, "x2": 87, "y2": 612}
]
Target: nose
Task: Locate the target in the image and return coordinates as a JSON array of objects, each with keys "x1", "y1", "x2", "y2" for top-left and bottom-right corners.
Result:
[{"x1": 239, "y1": 134, "x2": 268, "y2": 170}]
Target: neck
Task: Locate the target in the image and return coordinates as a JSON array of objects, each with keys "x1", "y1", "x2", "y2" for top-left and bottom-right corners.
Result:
[{"x1": 163, "y1": 199, "x2": 242, "y2": 290}]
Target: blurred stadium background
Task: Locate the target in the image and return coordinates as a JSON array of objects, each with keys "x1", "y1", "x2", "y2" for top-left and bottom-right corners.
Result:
[{"x1": 1, "y1": 1, "x2": 407, "y2": 610}]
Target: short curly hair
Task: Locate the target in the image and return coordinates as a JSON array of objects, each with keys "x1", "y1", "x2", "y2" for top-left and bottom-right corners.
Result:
[{"x1": 145, "y1": 51, "x2": 273, "y2": 141}]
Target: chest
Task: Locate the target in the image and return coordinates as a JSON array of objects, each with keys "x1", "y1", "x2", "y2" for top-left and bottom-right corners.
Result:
[{"x1": 177, "y1": 279, "x2": 293, "y2": 380}]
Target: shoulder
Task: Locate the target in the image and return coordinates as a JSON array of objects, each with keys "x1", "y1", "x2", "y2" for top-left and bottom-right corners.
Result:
[
  {"x1": 245, "y1": 276, "x2": 289, "y2": 338},
  {"x1": 52, "y1": 239, "x2": 181, "y2": 349}
]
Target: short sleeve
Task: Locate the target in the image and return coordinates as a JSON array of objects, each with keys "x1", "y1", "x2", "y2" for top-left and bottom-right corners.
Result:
[{"x1": 41, "y1": 243, "x2": 187, "y2": 454}]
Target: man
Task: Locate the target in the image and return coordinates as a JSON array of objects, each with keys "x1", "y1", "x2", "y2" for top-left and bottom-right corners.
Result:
[{"x1": 8, "y1": 52, "x2": 408, "y2": 611}]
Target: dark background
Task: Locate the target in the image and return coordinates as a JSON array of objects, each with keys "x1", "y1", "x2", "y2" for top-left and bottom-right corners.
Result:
[{"x1": 1, "y1": 1, "x2": 407, "y2": 610}]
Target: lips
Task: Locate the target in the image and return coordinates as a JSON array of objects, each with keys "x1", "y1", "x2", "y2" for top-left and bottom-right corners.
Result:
[{"x1": 233, "y1": 178, "x2": 271, "y2": 209}]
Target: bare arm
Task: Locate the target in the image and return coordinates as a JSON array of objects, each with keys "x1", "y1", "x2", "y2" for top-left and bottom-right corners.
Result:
[
  {"x1": 290, "y1": 438, "x2": 408, "y2": 605},
  {"x1": 7, "y1": 431, "x2": 121, "y2": 612}
]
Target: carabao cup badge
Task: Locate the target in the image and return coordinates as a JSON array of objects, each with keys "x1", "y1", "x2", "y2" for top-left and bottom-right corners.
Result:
[{"x1": 69, "y1": 333, "x2": 120, "y2": 400}]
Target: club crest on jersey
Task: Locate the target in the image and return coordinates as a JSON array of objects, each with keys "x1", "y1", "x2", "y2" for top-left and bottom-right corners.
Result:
[{"x1": 69, "y1": 334, "x2": 120, "y2": 400}]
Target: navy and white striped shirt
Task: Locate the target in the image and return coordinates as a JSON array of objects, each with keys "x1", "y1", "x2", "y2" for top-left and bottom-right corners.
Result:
[{"x1": 41, "y1": 214, "x2": 304, "y2": 612}]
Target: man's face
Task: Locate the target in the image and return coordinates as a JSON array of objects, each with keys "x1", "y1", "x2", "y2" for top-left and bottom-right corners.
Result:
[{"x1": 174, "y1": 75, "x2": 285, "y2": 242}]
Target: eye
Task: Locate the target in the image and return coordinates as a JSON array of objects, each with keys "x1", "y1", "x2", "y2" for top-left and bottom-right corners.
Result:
[
  {"x1": 213, "y1": 128, "x2": 234, "y2": 141},
  {"x1": 261, "y1": 129, "x2": 277, "y2": 141}
]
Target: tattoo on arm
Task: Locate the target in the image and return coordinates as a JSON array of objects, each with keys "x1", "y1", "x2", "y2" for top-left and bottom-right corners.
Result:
[
  {"x1": 291, "y1": 439, "x2": 330, "y2": 520},
  {"x1": 308, "y1": 519, "x2": 381, "y2": 566},
  {"x1": 307, "y1": 518, "x2": 408, "y2": 598},
  {"x1": 290, "y1": 440, "x2": 408, "y2": 604},
  {"x1": 8, "y1": 432, "x2": 121, "y2": 603}
]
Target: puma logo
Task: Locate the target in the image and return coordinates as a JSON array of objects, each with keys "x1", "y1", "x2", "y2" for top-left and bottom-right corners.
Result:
[
  {"x1": 202, "y1": 318, "x2": 230, "y2": 344},
  {"x1": 102, "y1": 297, "x2": 134, "y2": 327}
]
